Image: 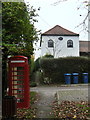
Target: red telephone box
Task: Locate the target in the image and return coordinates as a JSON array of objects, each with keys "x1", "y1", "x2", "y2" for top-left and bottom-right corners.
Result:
[{"x1": 8, "y1": 56, "x2": 30, "y2": 108}]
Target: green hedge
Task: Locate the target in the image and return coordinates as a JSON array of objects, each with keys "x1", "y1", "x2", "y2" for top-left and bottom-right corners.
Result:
[{"x1": 40, "y1": 57, "x2": 90, "y2": 84}]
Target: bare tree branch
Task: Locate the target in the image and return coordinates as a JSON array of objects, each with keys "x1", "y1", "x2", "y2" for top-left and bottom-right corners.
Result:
[
  {"x1": 51, "y1": 0, "x2": 89, "y2": 32},
  {"x1": 75, "y1": 10, "x2": 90, "y2": 32},
  {"x1": 51, "y1": 0, "x2": 68, "y2": 6}
]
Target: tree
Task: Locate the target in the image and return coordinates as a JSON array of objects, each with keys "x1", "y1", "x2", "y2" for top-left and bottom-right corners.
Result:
[
  {"x1": 2, "y1": 2, "x2": 39, "y2": 96},
  {"x1": 44, "y1": 39, "x2": 66, "y2": 58},
  {"x1": 2, "y1": 2, "x2": 39, "y2": 57},
  {"x1": 52, "y1": 0, "x2": 90, "y2": 32}
]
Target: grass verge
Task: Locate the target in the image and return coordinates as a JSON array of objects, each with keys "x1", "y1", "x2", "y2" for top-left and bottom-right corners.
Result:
[{"x1": 17, "y1": 91, "x2": 38, "y2": 119}]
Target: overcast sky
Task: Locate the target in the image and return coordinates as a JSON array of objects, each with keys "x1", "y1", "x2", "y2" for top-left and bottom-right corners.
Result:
[
  {"x1": 25, "y1": 0, "x2": 88, "y2": 39},
  {"x1": 24, "y1": 0, "x2": 88, "y2": 59}
]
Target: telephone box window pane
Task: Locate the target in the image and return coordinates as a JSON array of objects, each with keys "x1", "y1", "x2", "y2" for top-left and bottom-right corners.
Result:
[
  {"x1": 13, "y1": 81, "x2": 17, "y2": 84},
  {"x1": 13, "y1": 84, "x2": 24, "y2": 88},
  {"x1": 20, "y1": 99, "x2": 24, "y2": 102},
  {"x1": 17, "y1": 89, "x2": 24, "y2": 93},
  {"x1": 17, "y1": 80, "x2": 23, "y2": 84},
  {"x1": 12, "y1": 67, "x2": 24, "y2": 71},
  {"x1": 12, "y1": 89, "x2": 24, "y2": 94},
  {"x1": 13, "y1": 75, "x2": 24, "y2": 80},
  {"x1": 12, "y1": 80, "x2": 24, "y2": 85},
  {"x1": 13, "y1": 90, "x2": 17, "y2": 94},
  {"x1": 12, "y1": 67, "x2": 17, "y2": 71},
  {"x1": 17, "y1": 94, "x2": 24, "y2": 98},
  {"x1": 12, "y1": 84, "x2": 18, "y2": 89},
  {"x1": 17, "y1": 76, "x2": 24, "y2": 80},
  {"x1": 17, "y1": 99, "x2": 24, "y2": 103},
  {"x1": 11, "y1": 66, "x2": 25, "y2": 103},
  {"x1": 18, "y1": 84, "x2": 24, "y2": 88},
  {"x1": 13, "y1": 72, "x2": 17, "y2": 75},
  {"x1": 17, "y1": 67, "x2": 24, "y2": 70},
  {"x1": 17, "y1": 71, "x2": 24, "y2": 75},
  {"x1": 13, "y1": 67, "x2": 17, "y2": 71},
  {"x1": 14, "y1": 95, "x2": 18, "y2": 98},
  {"x1": 13, "y1": 76, "x2": 18, "y2": 80}
]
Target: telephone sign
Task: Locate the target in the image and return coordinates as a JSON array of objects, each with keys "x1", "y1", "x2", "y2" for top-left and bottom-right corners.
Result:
[{"x1": 8, "y1": 56, "x2": 30, "y2": 108}]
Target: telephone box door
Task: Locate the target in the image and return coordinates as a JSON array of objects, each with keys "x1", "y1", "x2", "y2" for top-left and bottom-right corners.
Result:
[{"x1": 8, "y1": 56, "x2": 30, "y2": 108}]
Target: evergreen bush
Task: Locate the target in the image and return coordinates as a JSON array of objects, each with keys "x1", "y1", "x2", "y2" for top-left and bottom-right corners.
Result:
[{"x1": 40, "y1": 57, "x2": 90, "y2": 84}]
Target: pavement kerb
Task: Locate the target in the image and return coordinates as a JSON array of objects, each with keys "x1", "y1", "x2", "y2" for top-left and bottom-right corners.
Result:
[
  {"x1": 56, "y1": 87, "x2": 88, "y2": 105},
  {"x1": 60, "y1": 83, "x2": 89, "y2": 87},
  {"x1": 56, "y1": 91, "x2": 60, "y2": 105},
  {"x1": 36, "y1": 83, "x2": 89, "y2": 88}
]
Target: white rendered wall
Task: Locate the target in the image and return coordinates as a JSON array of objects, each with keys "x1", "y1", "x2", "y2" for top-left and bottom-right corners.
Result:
[{"x1": 41, "y1": 35, "x2": 79, "y2": 58}]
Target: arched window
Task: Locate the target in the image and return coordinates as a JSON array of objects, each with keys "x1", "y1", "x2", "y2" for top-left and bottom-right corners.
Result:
[
  {"x1": 48, "y1": 39, "x2": 54, "y2": 47},
  {"x1": 67, "y1": 40, "x2": 73, "y2": 48}
]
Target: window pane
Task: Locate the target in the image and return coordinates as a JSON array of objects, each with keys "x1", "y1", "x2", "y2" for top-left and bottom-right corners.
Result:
[
  {"x1": 67, "y1": 40, "x2": 73, "y2": 47},
  {"x1": 48, "y1": 40, "x2": 54, "y2": 47}
]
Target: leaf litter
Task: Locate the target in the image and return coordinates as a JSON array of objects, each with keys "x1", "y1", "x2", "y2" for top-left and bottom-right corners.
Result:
[{"x1": 52, "y1": 100, "x2": 90, "y2": 119}]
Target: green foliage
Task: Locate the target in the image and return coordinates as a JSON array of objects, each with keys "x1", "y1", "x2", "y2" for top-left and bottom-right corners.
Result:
[
  {"x1": 34, "y1": 57, "x2": 41, "y2": 71},
  {"x1": 30, "y1": 91, "x2": 37, "y2": 104},
  {"x1": 30, "y1": 82, "x2": 37, "y2": 87},
  {"x1": 31, "y1": 57, "x2": 41, "y2": 74},
  {"x1": 2, "y1": 2, "x2": 39, "y2": 56},
  {"x1": 30, "y1": 57, "x2": 35, "y2": 74},
  {"x1": 30, "y1": 57, "x2": 40, "y2": 82},
  {"x1": 40, "y1": 57, "x2": 90, "y2": 84},
  {"x1": 43, "y1": 54, "x2": 54, "y2": 58},
  {"x1": 2, "y1": 2, "x2": 39, "y2": 97}
]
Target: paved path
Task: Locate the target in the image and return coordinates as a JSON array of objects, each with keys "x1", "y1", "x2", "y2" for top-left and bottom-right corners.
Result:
[
  {"x1": 57, "y1": 89, "x2": 88, "y2": 104},
  {"x1": 35, "y1": 92, "x2": 55, "y2": 118},
  {"x1": 30, "y1": 84, "x2": 89, "y2": 118}
]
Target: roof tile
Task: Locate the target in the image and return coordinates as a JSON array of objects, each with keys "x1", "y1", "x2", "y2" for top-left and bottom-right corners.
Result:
[
  {"x1": 79, "y1": 41, "x2": 90, "y2": 52},
  {"x1": 42, "y1": 25, "x2": 79, "y2": 36}
]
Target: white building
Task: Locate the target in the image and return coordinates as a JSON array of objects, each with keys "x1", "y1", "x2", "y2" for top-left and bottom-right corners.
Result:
[{"x1": 40, "y1": 25, "x2": 79, "y2": 58}]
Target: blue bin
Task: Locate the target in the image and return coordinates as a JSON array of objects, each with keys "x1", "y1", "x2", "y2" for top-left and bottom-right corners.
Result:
[
  {"x1": 82, "y1": 73, "x2": 88, "y2": 83},
  {"x1": 72, "y1": 73, "x2": 79, "y2": 84},
  {"x1": 64, "y1": 73, "x2": 71, "y2": 84}
]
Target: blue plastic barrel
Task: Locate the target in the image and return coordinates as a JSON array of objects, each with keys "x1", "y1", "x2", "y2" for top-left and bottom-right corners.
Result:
[
  {"x1": 72, "y1": 73, "x2": 79, "y2": 84},
  {"x1": 64, "y1": 73, "x2": 71, "y2": 84},
  {"x1": 82, "y1": 73, "x2": 88, "y2": 83}
]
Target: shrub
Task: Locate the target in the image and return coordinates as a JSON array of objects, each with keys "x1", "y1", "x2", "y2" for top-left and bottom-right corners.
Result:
[
  {"x1": 30, "y1": 82, "x2": 37, "y2": 87},
  {"x1": 43, "y1": 54, "x2": 54, "y2": 58},
  {"x1": 40, "y1": 57, "x2": 90, "y2": 84}
]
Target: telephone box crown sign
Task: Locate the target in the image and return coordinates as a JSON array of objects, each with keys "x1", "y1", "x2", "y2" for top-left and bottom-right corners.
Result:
[{"x1": 9, "y1": 55, "x2": 28, "y2": 63}]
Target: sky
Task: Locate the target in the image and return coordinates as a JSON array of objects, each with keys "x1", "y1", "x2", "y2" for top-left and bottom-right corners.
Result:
[{"x1": 24, "y1": 0, "x2": 88, "y2": 59}]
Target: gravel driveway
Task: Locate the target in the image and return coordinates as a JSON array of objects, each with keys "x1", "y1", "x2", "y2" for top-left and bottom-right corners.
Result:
[{"x1": 30, "y1": 84, "x2": 89, "y2": 118}]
